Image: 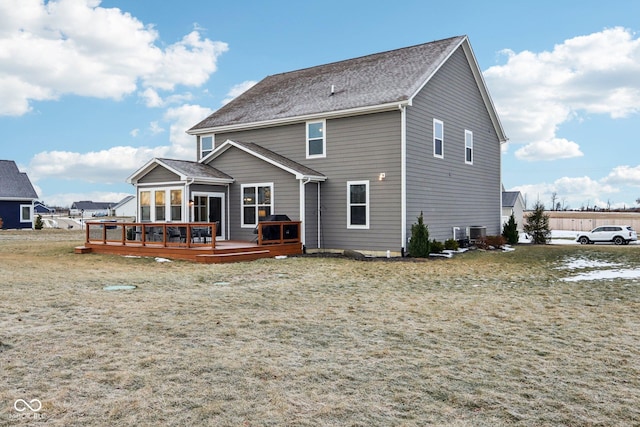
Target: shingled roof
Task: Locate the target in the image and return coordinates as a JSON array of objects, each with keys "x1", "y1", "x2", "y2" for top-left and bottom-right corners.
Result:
[
  {"x1": 0, "y1": 160, "x2": 38, "y2": 200},
  {"x1": 127, "y1": 158, "x2": 234, "y2": 184},
  {"x1": 189, "y1": 36, "x2": 467, "y2": 131},
  {"x1": 156, "y1": 158, "x2": 234, "y2": 181}
]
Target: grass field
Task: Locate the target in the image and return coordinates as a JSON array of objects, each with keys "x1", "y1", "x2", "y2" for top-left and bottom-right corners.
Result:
[{"x1": 1, "y1": 229, "x2": 639, "y2": 426}]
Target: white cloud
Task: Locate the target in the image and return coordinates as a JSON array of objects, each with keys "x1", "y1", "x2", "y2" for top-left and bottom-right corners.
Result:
[
  {"x1": 514, "y1": 138, "x2": 583, "y2": 161},
  {"x1": 130, "y1": 128, "x2": 140, "y2": 137},
  {"x1": 485, "y1": 27, "x2": 640, "y2": 160},
  {"x1": 222, "y1": 80, "x2": 258, "y2": 105},
  {"x1": 602, "y1": 165, "x2": 640, "y2": 187},
  {"x1": 512, "y1": 175, "x2": 620, "y2": 210},
  {"x1": 28, "y1": 145, "x2": 171, "y2": 184},
  {"x1": 149, "y1": 121, "x2": 165, "y2": 135},
  {"x1": 163, "y1": 104, "x2": 214, "y2": 160},
  {"x1": 26, "y1": 103, "x2": 214, "y2": 186},
  {"x1": 0, "y1": 0, "x2": 228, "y2": 116}
]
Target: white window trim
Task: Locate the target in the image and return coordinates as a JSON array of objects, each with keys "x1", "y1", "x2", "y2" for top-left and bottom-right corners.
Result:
[
  {"x1": 20, "y1": 204, "x2": 33, "y2": 223},
  {"x1": 347, "y1": 180, "x2": 369, "y2": 230},
  {"x1": 241, "y1": 183, "x2": 274, "y2": 228},
  {"x1": 200, "y1": 134, "x2": 215, "y2": 159},
  {"x1": 306, "y1": 119, "x2": 326, "y2": 159},
  {"x1": 433, "y1": 118, "x2": 444, "y2": 159},
  {"x1": 138, "y1": 186, "x2": 184, "y2": 222},
  {"x1": 465, "y1": 129, "x2": 473, "y2": 165}
]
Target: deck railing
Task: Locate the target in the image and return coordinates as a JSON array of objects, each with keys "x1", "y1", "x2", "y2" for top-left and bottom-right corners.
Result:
[
  {"x1": 85, "y1": 222, "x2": 218, "y2": 249},
  {"x1": 84, "y1": 220, "x2": 302, "y2": 248}
]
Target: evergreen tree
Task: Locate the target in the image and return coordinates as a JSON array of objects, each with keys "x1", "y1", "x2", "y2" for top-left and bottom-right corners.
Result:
[
  {"x1": 502, "y1": 213, "x2": 519, "y2": 245},
  {"x1": 523, "y1": 201, "x2": 551, "y2": 244},
  {"x1": 408, "y1": 212, "x2": 430, "y2": 257},
  {"x1": 34, "y1": 214, "x2": 44, "y2": 230}
]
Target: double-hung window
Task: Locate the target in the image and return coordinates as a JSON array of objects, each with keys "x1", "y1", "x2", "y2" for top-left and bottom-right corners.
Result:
[
  {"x1": 20, "y1": 204, "x2": 32, "y2": 223},
  {"x1": 465, "y1": 130, "x2": 473, "y2": 164},
  {"x1": 347, "y1": 180, "x2": 369, "y2": 229},
  {"x1": 242, "y1": 183, "x2": 273, "y2": 227},
  {"x1": 433, "y1": 119, "x2": 444, "y2": 158},
  {"x1": 306, "y1": 120, "x2": 326, "y2": 158},
  {"x1": 200, "y1": 135, "x2": 214, "y2": 159}
]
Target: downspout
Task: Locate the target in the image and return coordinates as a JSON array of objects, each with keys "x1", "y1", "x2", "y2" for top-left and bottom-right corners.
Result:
[
  {"x1": 399, "y1": 103, "x2": 407, "y2": 254},
  {"x1": 300, "y1": 177, "x2": 312, "y2": 249}
]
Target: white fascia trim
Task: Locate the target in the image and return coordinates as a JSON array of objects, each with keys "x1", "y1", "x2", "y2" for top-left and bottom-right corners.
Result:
[{"x1": 187, "y1": 101, "x2": 410, "y2": 135}]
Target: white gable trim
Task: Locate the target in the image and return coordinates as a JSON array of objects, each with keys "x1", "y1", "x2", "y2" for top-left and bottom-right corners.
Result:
[{"x1": 207, "y1": 140, "x2": 327, "y2": 182}]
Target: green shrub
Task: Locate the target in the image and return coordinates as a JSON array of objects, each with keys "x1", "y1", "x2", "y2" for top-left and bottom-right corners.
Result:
[
  {"x1": 408, "y1": 212, "x2": 430, "y2": 257},
  {"x1": 430, "y1": 239, "x2": 445, "y2": 253},
  {"x1": 502, "y1": 213, "x2": 519, "y2": 245},
  {"x1": 34, "y1": 214, "x2": 44, "y2": 230},
  {"x1": 523, "y1": 201, "x2": 551, "y2": 244},
  {"x1": 444, "y1": 238, "x2": 459, "y2": 251}
]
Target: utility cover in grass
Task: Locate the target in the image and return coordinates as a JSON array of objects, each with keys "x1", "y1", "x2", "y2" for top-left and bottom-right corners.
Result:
[{"x1": 103, "y1": 285, "x2": 137, "y2": 291}]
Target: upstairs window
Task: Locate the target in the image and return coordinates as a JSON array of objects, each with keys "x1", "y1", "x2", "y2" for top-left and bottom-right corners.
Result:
[
  {"x1": 433, "y1": 119, "x2": 444, "y2": 158},
  {"x1": 347, "y1": 180, "x2": 369, "y2": 229},
  {"x1": 465, "y1": 130, "x2": 473, "y2": 164},
  {"x1": 201, "y1": 135, "x2": 214, "y2": 159},
  {"x1": 306, "y1": 120, "x2": 326, "y2": 158}
]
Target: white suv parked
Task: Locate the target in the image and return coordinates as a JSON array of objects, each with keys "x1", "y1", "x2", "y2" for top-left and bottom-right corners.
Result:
[{"x1": 576, "y1": 225, "x2": 637, "y2": 245}]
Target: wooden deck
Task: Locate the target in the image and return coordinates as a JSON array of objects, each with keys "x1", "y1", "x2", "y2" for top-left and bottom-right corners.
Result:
[{"x1": 75, "y1": 221, "x2": 303, "y2": 263}]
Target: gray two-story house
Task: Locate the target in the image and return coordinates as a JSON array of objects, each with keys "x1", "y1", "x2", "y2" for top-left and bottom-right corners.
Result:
[{"x1": 128, "y1": 35, "x2": 507, "y2": 256}]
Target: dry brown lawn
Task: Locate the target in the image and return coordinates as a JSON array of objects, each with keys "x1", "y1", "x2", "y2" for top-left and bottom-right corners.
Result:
[{"x1": 1, "y1": 229, "x2": 639, "y2": 426}]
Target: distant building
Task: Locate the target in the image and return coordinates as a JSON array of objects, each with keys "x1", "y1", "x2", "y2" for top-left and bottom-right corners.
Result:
[
  {"x1": 70, "y1": 201, "x2": 116, "y2": 217},
  {"x1": 0, "y1": 160, "x2": 39, "y2": 229},
  {"x1": 113, "y1": 195, "x2": 136, "y2": 218},
  {"x1": 502, "y1": 191, "x2": 525, "y2": 233},
  {"x1": 34, "y1": 202, "x2": 55, "y2": 215}
]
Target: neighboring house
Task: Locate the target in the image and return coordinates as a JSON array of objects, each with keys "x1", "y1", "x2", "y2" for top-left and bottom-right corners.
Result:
[
  {"x1": 113, "y1": 195, "x2": 136, "y2": 218},
  {"x1": 70, "y1": 201, "x2": 116, "y2": 217},
  {"x1": 502, "y1": 191, "x2": 525, "y2": 233},
  {"x1": 0, "y1": 160, "x2": 39, "y2": 229},
  {"x1": 34, "y1": 202, "x2": 55, "y2": 215},
  {"x1": 128, "y1": 35, "x2": 507, "y2": 255}
]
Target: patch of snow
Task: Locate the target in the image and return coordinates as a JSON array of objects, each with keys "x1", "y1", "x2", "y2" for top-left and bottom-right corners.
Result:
[
  {"x1": 561, "y1": 268, "x2": 640, "y2": 282},
  {"x1": 155, "y1": 257, "x2": 172, "y2": 263},
  {"x1": 430, "y1": 252, "x2": 452, "y2": 258},
  {"x1": 557, "y1": 257, "x2": 622, "y2": 270}
]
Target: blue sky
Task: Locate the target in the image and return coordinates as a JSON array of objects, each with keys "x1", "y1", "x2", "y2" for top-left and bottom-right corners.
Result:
[{"x1": 2, "y1": 0, "x2": 640, "y2": 210}]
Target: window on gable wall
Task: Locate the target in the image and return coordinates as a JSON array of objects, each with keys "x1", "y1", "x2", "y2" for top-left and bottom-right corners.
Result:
[
  {"x1": 433, "y1": 119, "x2": 444, "y2": 158},
  {"x1": 465, "y1": 130, "x2": 473, "y2": 164},
  {"x1": 306, "y1": 120, "x2": 326, "y2": 158},
  {"x1": 201, "y1": 135, "x2": 214, "y2": 158}
]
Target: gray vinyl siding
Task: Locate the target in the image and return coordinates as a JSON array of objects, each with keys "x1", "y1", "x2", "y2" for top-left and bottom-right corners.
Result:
[
  {"x1": 205, "y1": 146, "x2": 300, "y2": 242},
  {"x1": 138, "y1": 166, "x2": 180, "y2": 184},
  {"x1": 215, "y1": 111, "x2": 402, "y2": 253},
  {"x1": 406, "y1": 47, "x2": 501, "y2": 242}
]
